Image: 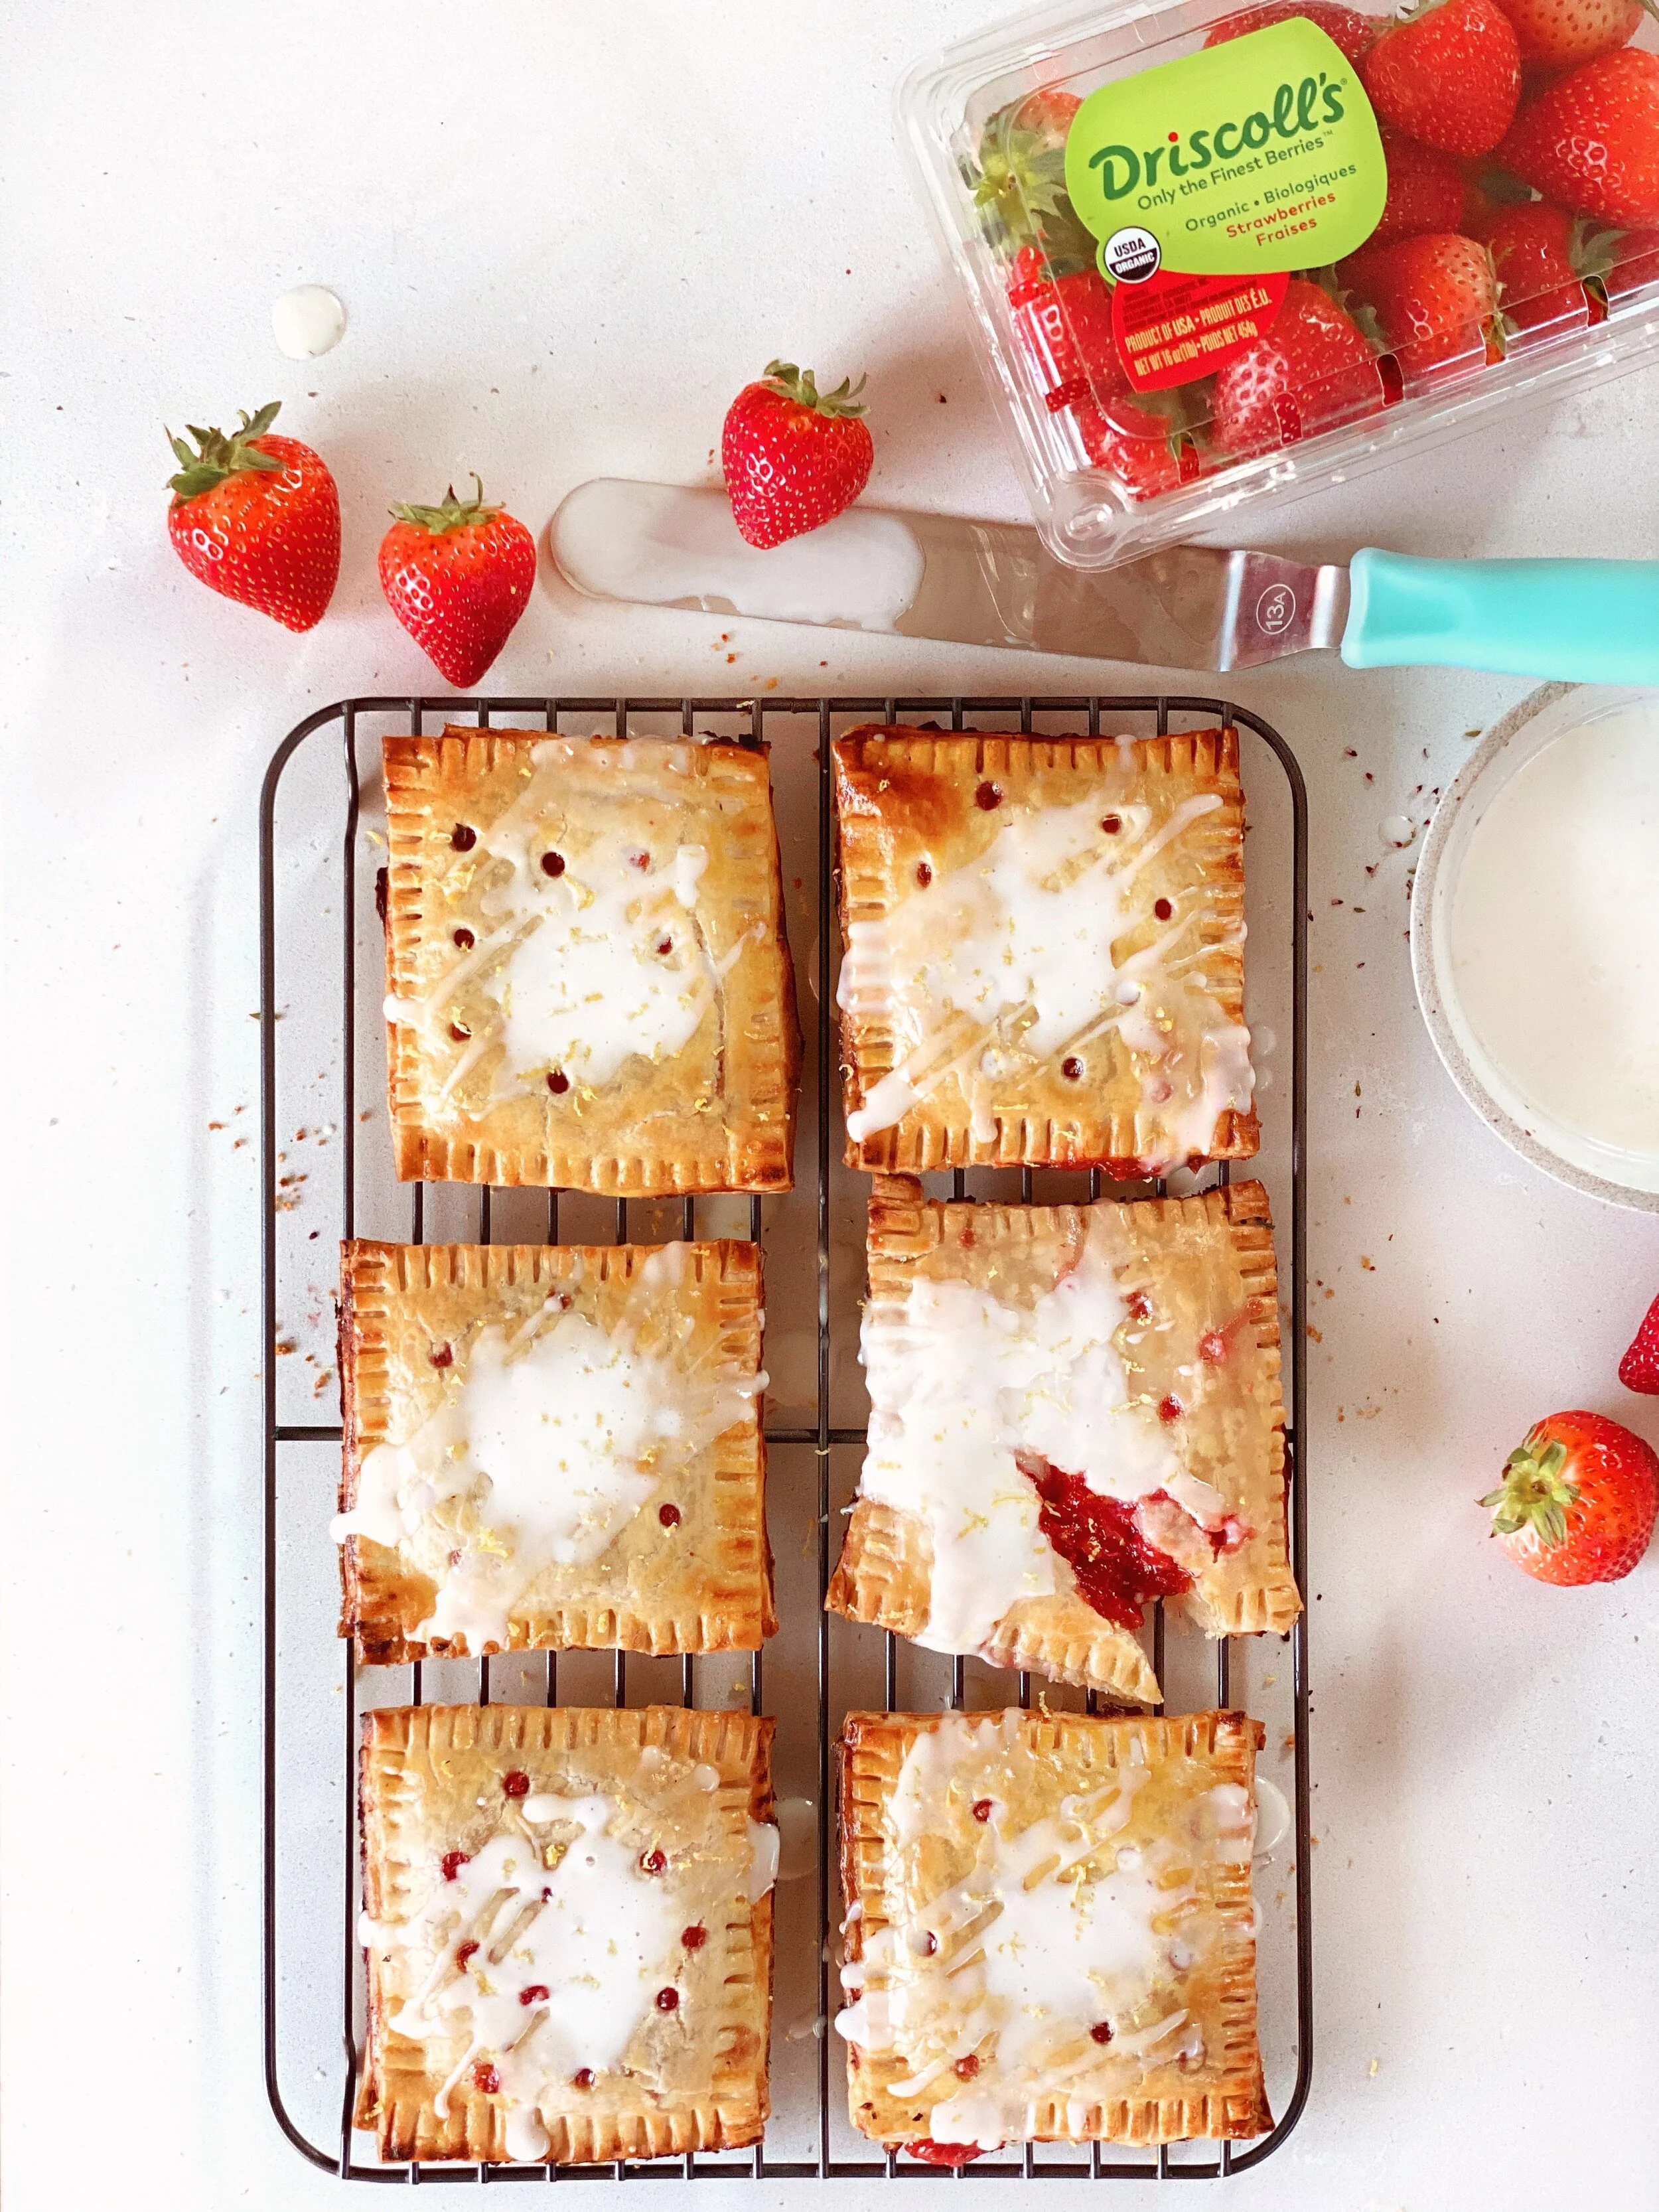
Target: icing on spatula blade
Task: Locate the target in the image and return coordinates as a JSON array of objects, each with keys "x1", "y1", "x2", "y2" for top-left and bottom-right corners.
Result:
[{"x1": 548, "y1": 479, "x2": 1348, "y2": 674}]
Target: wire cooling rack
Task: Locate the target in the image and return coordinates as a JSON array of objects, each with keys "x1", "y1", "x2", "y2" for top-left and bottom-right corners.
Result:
[{"x1": 260, "y1": 693, "x2": 1311, "y2": 2182}]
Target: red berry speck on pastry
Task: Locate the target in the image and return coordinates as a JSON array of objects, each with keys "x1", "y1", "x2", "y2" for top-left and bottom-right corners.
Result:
[
  {"x1": 165, "y1": 400, "x2": 340, "y2": 632},
  {"x1": 1619, "y1": 1293, "x2": 1659, "y2": 1392},
  {"x1": 378, "y1": 476, "x2": 537, "y2": 689},
  {"x1": 721, "y1": 361, "x2": 874, "y2": 550},
  {"x1": 1480, "y1": 1409, "x2": 1659, "y2": 1584},
  {"x1": 1361, "y1": 0, "x2": 1523, "y2": 156}
]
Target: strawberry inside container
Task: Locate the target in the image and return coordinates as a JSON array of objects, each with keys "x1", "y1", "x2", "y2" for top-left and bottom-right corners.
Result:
[{"x1": 899, "y1": 0, "x2": 1659, "y2": 569}]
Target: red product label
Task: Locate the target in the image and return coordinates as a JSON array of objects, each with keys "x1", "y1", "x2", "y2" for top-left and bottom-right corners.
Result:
[{"x1": 1110, "y1": 266, "x2": 1290, "y2": 392}]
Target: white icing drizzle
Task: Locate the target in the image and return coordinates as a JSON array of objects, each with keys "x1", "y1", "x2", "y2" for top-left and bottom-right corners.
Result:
[
  {"x1": 365, "y1": 1779, "x2": 780, "y2": 2146},
  {"x1": 394, "y1": 1803, "x2": 676, "y2": 2116},
  {"x1": 333, "y1": 1244, "x2": 760, "y2": 1651},
  {"x1": 857, "y1": 1223, "x2": 1228, "y2": 1657},
  {"x1": 747, "y1": 1817, "x2": 782, "y2": 1900},
  {"x1": 838, "y1": 790, "x2": 1252, "y2": 1167},
  {"x1": 834, "y1": 1716, "x2": 1245, "y2": 2149},
  {"x1": 386, "y1": 740, "x2": 753, "y2": 1114}
]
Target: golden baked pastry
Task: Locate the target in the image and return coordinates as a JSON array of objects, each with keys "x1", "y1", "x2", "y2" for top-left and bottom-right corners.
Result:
[
  {"x1": 826, "y1": 1179, "x2": 1297, "y2": 1705},
  {"x1": 835, "y1": 1708, "x2": 1269, "y2": 2155},
  {"x1": 334, "y1": 1238, "x2": 773, "y2": 1664},
  {"x1": 356, "y1": 1704, "x2": 776, "y2": 2165},
  {"x1": 833, "y1": 725, "x2": 1256, "y2": 1175},
  {"x1": 383, "y1": 729, "x2": 800, "y2": 1193}
]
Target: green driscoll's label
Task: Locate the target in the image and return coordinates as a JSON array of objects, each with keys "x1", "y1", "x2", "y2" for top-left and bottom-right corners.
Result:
[{"x1": 1063, "y1": 19, "x2": 1386, "y2": 278}]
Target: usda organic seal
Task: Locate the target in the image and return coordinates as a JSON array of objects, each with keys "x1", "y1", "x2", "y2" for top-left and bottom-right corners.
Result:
[{"x1": 1102, "y1": 226, "x2": 1161, "y2": 283}]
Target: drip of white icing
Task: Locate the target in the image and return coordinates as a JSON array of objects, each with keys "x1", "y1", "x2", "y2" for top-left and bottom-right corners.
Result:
[
  {"x1": 774, "y1": 1795, "x2": 818, "y2": 1881},
  {"x1": 838, "y1": 792, "x2": 1252, "y2": 1167},
  {"x1": 272, "y1": 283, "x2": 346, "y2": 358},
  {"x1": 333, "y1": 1246, "x2": 758, "y2": 1651},
  {"x1": 858, "y1": 1229, "x2": 1226, "y2": 1656},
  {"x1": 747, "y1": 1818, "x2": 782, "y2": 1900},
  {"x1": 504, "y1": 2106, "x2": 551, "y2": 2163},
  {"x1": 1250, "y1": 1779, "x2": 1290, "y2": 1858},
  {"x1": 673, "y1": 846, "x2": 710, "y2": 907},
  {"x1": 833, "y1": 1716, "x2": 1216, "y2": 2149}
]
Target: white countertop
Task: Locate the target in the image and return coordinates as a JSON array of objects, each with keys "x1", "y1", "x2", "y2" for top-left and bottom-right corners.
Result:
[{"x1": 7, "y1": 3, "x2": 1659, "y2": 2206}]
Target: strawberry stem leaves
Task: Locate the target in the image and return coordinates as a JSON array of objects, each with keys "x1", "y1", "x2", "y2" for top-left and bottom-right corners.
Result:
[
  {"x1": 760, "y1": 362, "x2": 868, "y2": 418},
  {"x1": 964, "y1": 102, "x2": 1096, "y2": 267},
  {"x1": 165, "y1": 401, "x2": 286, "y2": 502},
  {"x1": 388, "y1": 474, "x2": 502, "y2": 535},
  {"x1": 1480, "y1": 1430, "x2": 1579, "y2": 1546}
]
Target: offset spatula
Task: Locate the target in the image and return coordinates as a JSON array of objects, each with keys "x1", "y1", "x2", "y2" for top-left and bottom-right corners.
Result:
[{"x1": 550, "y1": 478, "x2": 1659, "y2": 684}]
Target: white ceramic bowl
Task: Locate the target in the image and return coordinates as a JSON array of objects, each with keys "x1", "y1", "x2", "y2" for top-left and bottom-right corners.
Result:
[{"x1": 1411, "y1": 682, "x2": 1659, "y2": 1213}]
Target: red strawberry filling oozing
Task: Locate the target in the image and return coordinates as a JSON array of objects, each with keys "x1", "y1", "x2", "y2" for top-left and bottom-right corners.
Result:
[
  {"x1": 1023, "y1": 1461, "x2": 1196, "y2": 1629},
  {"x1": 902, "y1": 2140, "x2": 992, "y2": 2166}
]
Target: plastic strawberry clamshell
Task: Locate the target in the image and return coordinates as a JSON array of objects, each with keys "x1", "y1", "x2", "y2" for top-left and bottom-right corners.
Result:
[{"x1": 897, "y1": 0, "x2": 1659, "y2": 571}]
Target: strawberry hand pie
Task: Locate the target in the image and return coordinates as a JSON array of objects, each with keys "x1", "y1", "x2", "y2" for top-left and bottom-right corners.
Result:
[{"x1": 828, "y1": 1179, "x2": 1299, "y2": 1705}]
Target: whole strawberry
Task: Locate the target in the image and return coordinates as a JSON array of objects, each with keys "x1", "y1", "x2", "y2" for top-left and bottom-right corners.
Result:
[
  {"x1": 1492, "y1": 0, "x2": 1647, "y2": 70},
  {"x1": 1210, "y1": 279, "x2": 1384, "y2": 457},
  {"x1": 1498, "y1": 48, "x2": 1659, "y2": 224},
  {"x1": 378, "y1": 478, "x2": 537, "y2": 688},
  {"x1": 166, "y1": 401, "x2": 339, "y2": 632},
  {"x1": 1340, "y1": 232, "x2": 1501, "y2": 378},
  {"x1": 1204, "y1": 0, "x2": 1378, "y2": 63},
  {"x1": 1362, "y1": 0, "x2": 1522, "y2": 155},
  {"x1": 1374, "y1": 128, "x2": 1471, "y2": 246},
  {"x1": 1481, "y1": 1409, "x2": 1659, "y2": 1583},
  {"x1": 722, "y1": 362, "x2": 874, "y2": 550},
  {"x1": 1619, "y1": 1291, "x2": 1659, "y2": 1392},
  {"x1": 1483, "y1": 198, "x2": 1593, "y2": 330}
]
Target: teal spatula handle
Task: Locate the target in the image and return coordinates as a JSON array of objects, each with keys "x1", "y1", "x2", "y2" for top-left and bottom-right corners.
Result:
[{"x1": 1342, "y1": 548, "x2": 1659, "y2": 684}]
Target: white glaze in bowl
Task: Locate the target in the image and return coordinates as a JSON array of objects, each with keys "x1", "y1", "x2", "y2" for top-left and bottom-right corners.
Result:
[{"x1": 1411, "y1": 682, "x2": 1659, "y2": 1211}]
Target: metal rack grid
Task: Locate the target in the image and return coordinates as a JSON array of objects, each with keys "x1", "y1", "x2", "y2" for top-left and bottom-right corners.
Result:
[{"x1": 261, "y1": 692, "x2": 1310, "y2": 2183}]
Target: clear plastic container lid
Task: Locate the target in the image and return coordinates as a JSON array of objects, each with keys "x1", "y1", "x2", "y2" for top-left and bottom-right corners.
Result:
[{"x1": 898, "y1": 0, "x2": 1659, "y2": 569}]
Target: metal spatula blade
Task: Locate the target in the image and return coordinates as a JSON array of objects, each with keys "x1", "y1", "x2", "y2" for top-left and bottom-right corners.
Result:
[{"x1": 549, "y1": 479, "x2": 1659, "y2": 686}]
